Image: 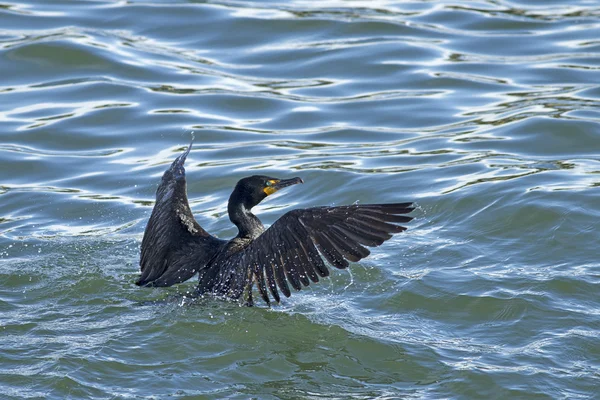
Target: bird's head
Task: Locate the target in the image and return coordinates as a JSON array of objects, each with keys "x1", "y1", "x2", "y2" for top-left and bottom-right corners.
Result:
[{"x1": 230, "y1": 175, "x2": 304, "y2": 210}]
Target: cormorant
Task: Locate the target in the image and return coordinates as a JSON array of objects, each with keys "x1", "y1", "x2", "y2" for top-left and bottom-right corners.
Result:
[{"x1": 137, "y1": 142, "x2": 414, "y2": 306}]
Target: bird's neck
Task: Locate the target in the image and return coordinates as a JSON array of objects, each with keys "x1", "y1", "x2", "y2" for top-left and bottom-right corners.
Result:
[{"x1": 228, "y1": 201, "x2": 264, "y2": 240}]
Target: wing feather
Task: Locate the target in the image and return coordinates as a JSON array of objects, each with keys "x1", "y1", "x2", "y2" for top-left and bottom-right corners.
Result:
[
  {"x1": 287, "y1": 226, "x2": 321, "y2": 284},
  {"x1": 262, "y1": 254, "x2": 281, "y2": 303},
  {"x1": 252, "y1": 260, "x2": 270, "y2": 305},
  {"x1": 313, "y1": 231, "x2": 349, "y2": 269},
  {"x1": 137, "y1": 143, "x2": 225, "y2": 287},
  {"x1": 324, "y1": 229, "x2": 369, "y2": 262},
  {"x1": 243, "y1": 203, "x2": 414, "y2": 303},
  {"x1": 272, "y1": 257, "x2": 291, "y2": 298}
]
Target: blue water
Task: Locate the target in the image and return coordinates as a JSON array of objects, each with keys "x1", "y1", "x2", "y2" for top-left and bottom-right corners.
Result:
[{"x1": 1, "y1": 0, "x2": 599, "y2": 398}]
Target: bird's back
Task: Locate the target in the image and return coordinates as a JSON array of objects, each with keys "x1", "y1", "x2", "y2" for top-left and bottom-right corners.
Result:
[{"x1": 196, "y1": 237, "x2": 255, "y2": 300}]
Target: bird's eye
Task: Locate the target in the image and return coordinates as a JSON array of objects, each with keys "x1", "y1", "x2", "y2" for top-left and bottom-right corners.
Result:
[{"x1": 266, "y1": 181, "x2": 272, "y2": 187}]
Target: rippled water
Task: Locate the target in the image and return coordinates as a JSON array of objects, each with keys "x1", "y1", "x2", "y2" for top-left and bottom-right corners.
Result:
[{"x1": 2, "y1": 0, "x2": 599, "y2": 398}]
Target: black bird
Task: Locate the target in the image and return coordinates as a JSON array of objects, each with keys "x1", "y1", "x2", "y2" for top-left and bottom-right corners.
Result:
[{"x1": 137, "y1": 142, "x2": 414, "y2": 306}]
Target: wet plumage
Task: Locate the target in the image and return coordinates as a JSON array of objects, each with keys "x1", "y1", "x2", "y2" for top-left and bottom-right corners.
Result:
[{"x1": 137, "y1": 142, "x2": 414, "y2": 305}]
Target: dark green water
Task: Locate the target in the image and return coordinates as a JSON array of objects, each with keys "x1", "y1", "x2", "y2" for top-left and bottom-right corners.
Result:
[{"x1": 1, "y1": 0, "x2": 599, "y2": 398}]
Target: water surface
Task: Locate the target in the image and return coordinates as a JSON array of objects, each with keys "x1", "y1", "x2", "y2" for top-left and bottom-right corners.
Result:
[{"x1": 1, "y1": 0, "x2": 599, "y2": 398}]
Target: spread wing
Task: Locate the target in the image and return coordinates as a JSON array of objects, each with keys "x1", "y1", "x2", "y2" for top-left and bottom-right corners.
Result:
[
  {"x1": 240, "y1": 203, "x2": 414, "y2": 305},
  {"x1": 137, "y1": 142, "x2": 225, "y2": 287}
]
